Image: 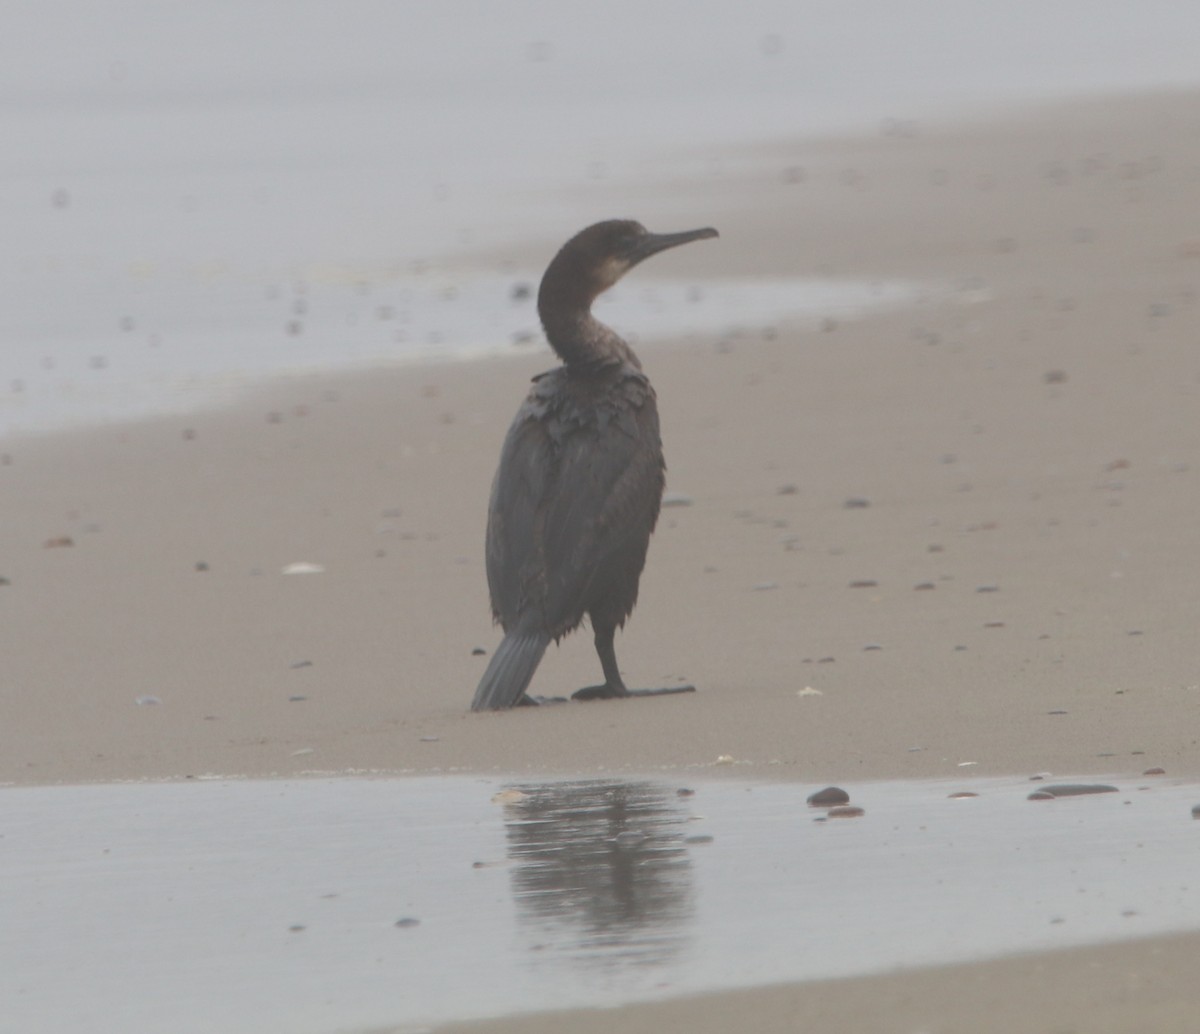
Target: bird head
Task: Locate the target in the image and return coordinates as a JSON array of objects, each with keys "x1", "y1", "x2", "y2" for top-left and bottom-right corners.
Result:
[{"x1": 540, "y1": 220, "x2": 719, "y2": 309}]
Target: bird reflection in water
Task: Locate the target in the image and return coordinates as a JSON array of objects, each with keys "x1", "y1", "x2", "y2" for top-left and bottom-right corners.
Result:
[{"x1": 500, "y1": 780, "x2": 695, "y2": 974}]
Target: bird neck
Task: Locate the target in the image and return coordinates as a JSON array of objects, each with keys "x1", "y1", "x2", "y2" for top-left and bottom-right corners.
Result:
[{"x1": 539, "y1": 306, "x2": 640, "y2": 370}]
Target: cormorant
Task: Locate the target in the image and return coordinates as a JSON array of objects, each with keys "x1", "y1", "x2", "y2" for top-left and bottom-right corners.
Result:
[{"x1": 471, "y1": 219, "x2": 718, "y2": 711}]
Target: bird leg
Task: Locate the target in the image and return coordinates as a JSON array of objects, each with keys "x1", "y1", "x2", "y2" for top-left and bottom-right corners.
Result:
[{"x1": 571, "y1": 624, "x2": 696, "y2": 701}]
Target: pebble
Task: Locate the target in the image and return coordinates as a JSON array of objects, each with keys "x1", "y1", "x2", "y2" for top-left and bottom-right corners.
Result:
[
  {"x1": 807, "y1": 786, "x2": 850, "y2": 807},
  {"x1": 394, "y1": 917, "x2": 421, "y2": 929},
  {"x1": 948, "y1": 791, "x2": 979, "y2": 799},
  {"x1": 281, "y1": 562, "x2": 325, "y2": 575},
  {"x1": 471, "y1": 647, "x2": 487, "y2": 656},
  {"x1": 843, "y1": 497, "x2": 870, "y2": 509},
  {"x1": 1142, "y1": 767, "x2": 1166, "y2": 776},
  {"x1": 848, "y1": 579, "x2": 878, "y2": 588},
  {"x1": 1028, "y1": 784, "x2": 1119, "y2": 800},
  {"x1": 827, "y1": 806, "x2": 865, "y2": 819},
  {"x1": 44, "y1": 536, "x2": 74, "y2": 548},
  {"x1": 491, "y1": 789, "x2": 528, "y2": 805}
]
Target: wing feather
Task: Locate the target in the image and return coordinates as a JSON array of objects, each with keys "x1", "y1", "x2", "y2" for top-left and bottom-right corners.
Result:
[{"x1": 485, "y1": 365, "x2": 664, "y2": 639}]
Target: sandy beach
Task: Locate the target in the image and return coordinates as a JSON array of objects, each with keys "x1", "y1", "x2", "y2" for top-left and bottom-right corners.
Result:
[{"x1": 5, "y1": 90, "x2": 1200, "y2": 1029}]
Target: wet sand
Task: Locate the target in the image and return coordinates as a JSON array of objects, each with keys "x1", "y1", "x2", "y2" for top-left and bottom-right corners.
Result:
[
  {"x1": 4, "y1": 91, "x2": 1200, "y2": 1029},
  {"x1": 432, "y1": 930, "x2": 1200, "y2": 1034}
]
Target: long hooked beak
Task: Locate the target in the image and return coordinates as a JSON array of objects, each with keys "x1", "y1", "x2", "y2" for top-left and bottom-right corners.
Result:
[{"x1": 628, "y1": 226, "x2": 719, "y2": 265}]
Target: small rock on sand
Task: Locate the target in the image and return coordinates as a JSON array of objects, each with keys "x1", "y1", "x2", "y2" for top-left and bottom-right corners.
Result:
[
  {"x1": 281, "y1": 562, "x2": 324, "y2": 575},
  {"x1": 1028, "y1": 784, "x2": 1119, "y2": 800},
  {"x1": 807, "y1": 786, "x2": 850, "y2": 807}
]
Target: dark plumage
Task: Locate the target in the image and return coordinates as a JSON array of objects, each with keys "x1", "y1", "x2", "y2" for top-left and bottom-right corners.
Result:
[{"x1": 471, "y1": 219, "x2": 718, "y2": 711}]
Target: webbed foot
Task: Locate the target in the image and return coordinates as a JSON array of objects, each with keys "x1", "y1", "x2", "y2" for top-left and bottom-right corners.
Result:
[{"x1": 571, "y1": 683, "x2": 696, "y2": 702}]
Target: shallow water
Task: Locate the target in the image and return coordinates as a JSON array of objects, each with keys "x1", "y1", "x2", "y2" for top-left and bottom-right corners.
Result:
[
  {"x1": 4, "y1": 773, "x2": 1198, "y2": 1033},
  {"x1": 0, "y1": 271, "x2": 927, "y2": 436}
]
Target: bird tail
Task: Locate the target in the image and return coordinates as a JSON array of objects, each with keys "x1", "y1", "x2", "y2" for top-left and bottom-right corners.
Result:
[{"x1": 471, "y1": 632, "x2": 551, "y2": 711}]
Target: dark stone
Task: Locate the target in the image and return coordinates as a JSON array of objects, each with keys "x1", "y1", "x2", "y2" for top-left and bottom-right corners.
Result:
[
  {"x1": 807, "y1": 786, "x2": 850, "y2": 807},
  {"x1": 1028, "y1": 784, "x2": 1119, "y2": 800}
]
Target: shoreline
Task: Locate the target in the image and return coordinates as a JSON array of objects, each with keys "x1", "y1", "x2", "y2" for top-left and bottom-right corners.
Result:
[{"x1": 5, "y1": 86, "x2": 1200, "y2": 1033}]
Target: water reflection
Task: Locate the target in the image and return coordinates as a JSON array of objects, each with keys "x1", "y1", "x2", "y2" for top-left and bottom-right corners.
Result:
[{"x1": 501, "y1": 780, "x2": 694, "y2": 974}]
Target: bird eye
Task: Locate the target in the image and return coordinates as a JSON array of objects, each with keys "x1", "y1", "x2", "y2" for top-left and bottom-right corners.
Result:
[{"x1": 618, "y1": 229, "x2": 642, "y2": 253}]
